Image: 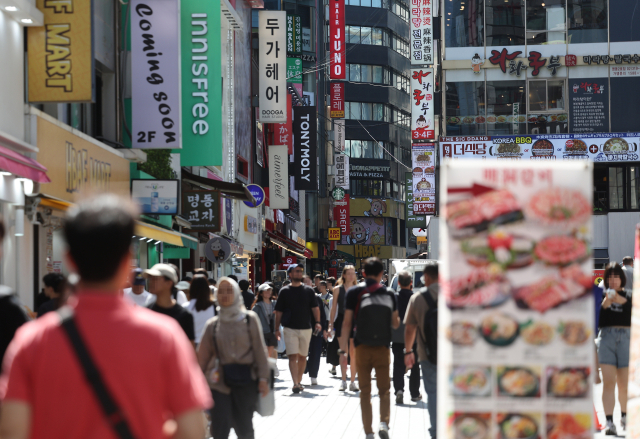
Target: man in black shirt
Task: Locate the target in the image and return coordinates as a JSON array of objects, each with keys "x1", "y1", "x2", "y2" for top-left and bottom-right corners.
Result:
[
  {"x1": 275, "y1": 264, "x2": 321, "y2": 393},
  {"x1": 145, "y1": 264, "x2": 196, "y2": 345},
  {"x1": 239, "y1": 279, "x2": 254, "y2": 310}
]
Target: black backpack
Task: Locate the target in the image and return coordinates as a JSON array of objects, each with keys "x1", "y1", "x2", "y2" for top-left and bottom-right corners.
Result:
[
  {"x1": 354, "y1": 283, "x2": 393, "y2": 347},
  {"x1": 419, "y1": 288, "x2": 438, "y2": 365}
]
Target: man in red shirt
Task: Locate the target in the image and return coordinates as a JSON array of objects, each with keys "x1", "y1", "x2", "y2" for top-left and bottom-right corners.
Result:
[{"x1": 0, "y1": 195, "x2": 212, "y2": 439}]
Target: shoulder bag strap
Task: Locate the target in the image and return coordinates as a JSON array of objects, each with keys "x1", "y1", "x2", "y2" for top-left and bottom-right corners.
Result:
[
  {"x1": 58, "y1": 308, "x2": 138, "y2": 439},
  {"x1": 418, "y1": 289, "x2": 436, "y2": 344}
]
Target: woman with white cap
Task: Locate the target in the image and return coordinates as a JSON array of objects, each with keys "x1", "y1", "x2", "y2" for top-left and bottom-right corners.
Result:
[
  {"x1": 252, "y1": 283, "x2": 279, "y2": 377},
  {"x1": 197, "y1": 277, "x2": 270, "y2": 439}
]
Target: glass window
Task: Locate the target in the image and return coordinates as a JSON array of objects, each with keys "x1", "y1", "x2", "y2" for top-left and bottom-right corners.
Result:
[
  {"x1": 485, "y1": 0, "x2": 525, "y2": 46},
  {"x1": 348, "y1": 26, "x2": 360, "y2": 44},
  {"x1": 630, "y1": 167, "x2": 640, "y2": 210},
  {"x1": 362, "y1": 140, "x2": 373, "y2": 158},
  {"x1": 446, "y1": 81, "x2": 486, "y2": 136},
  {"x1": 527, "y1": 0, "x2": 566, "y2": 45},
  {"x1": 345, "y1": 139, "x2": 351, "y2": 157},
  {"x1": 372, "y1": 0, "x2": 381, "y2": 7},
  {"x1": 362, "y1": 102, "x2": 372, "y2": 120},
  {"x1": 361, "y1": 0, "x2": 371, "y2": 7},
  {"x1": 372, "y1": 28, "x2": 383, "y2": 45},
  {"x1": 373, "y1": 103, "x2": 384, "y2": 121},
  {"x1": 547, "y1": 80, "x2": 564, "y2": 110},
  {"x1": 486, "y1": 80, "x2": 526, "y2": 135},
  {"x1": 375, "y1": 142, "x2": 384, "y2": 159},
  {"x1": 350, "y1": 64, "x2": 361, "y2": 82},
  {"x1": 609, "y1": 167, "x2": 624, "y2": 210},
  {"x1": 567, "y1": 0, "x2": 607, "y2": 43},
  {"x1": 361, "y1": 27, "x2": 372, "y2": 45},
  {"x1": 529, "y1": 80, "x2": 547, "y2": 112},
  {"x1": 361, "y1": 65, "x2": 372, "y2": 83},
  {"x1": 528, "y1": 79, "x2": 565, "y2": 112},
  {"x1": 373, "y1": 66, "x2": 383, "y2": 83},
  {"x1": 351, "y1": 139, "x2": 363, "y2": 157},
  {"x1": 351, "y1": 102, "x2": 362, "y2": 119},
  {"x1": 445, "y1": 0, "x2": 484, "y2": 48}
]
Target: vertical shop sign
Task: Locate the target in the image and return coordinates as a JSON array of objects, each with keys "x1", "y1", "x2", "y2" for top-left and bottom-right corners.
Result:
[
  {"x1": 439, "y1": 161, "x2": 594, "y2": 439},
  {"x1": 286, "y1": 15, "x2": 295, "y2": 53},
  {"x1": 302, "y1": 27, "x2": 312, "y2": 52},
  {"x1": 273, "y1": 94, "x2": 293, "y2": 154},
  {"x1": 569, "y1": 78, "x2": 609, "y2": 134},
  {"x1": 180, "y1": 0, "x2": 222, "y2": 165},
  {"x1": 334, "y1": 194, "x2": 351, "y2": 236},
  {"x1": 410, "y1": 68, "x2": 435, "y2": 142},
  {"x1": 330, "y1": 0, "x2": 346, "y2": 79},
  {"x1": 294, "y1": 15, "x2": 302, "y2": 53},
  {"x1": 259, "y1": 11, "x2": 287, "y2": 123},
  {"x1": 410, "y1": 0, "x2": 432, "y2": 65},
  {"x1": 293, "y1": 106, "x2": 317, "y2": 191},
  {"x1": 28, "y1": 0, "x2": 95, "y2": 102},
  {"x1": 182, "y1": 190, "x2": 221, "y2": 231},
  {"x1": 335, "y1": 153, "x2": 350, "y2": 189},
  {"x1": 405, "y1": 172, "x2": 426, "y2": 228},
  {"x1": 268, "y1": 145, "x2": 289, "y2": 209},
  {"x1": 411, "y1": 144, "x2": 436, "y2": 215},
  {"x1": 335, "y1": 119, "x2": 346, "y2": 152},
  {"x1": 330, "y1": 82, "x2": 345, "y2": 118},
  {"x1": 131, "y1": 0, "x2": 181, "y2": 148},
  {"x1": 287, "y1": 57, "x2": 303, "y2": 96}
]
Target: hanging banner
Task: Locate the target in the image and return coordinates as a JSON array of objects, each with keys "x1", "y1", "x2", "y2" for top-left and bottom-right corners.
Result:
[
  {"x1": 330, "y1": 82, "x2": 345, "y2": 118},
  {"x1": 286, "y1": 15, "x2": 295, "y2": 53},
  {"x1": 293, "y1": 106, "x2": 317, "y2": 191},
  {"x1": 439, "y1": 161, "x2": 594, "y2": 439},
  {"x1": 334, "y1": 194, "x2": 350, "y2": 237},
  {"x1": 411, "y1": 68, "x2": 435, "y2": 142},
  {"x1": 294, "y1": 15, "x2": 302, "y2": 53},
  {"x1": 286, "y1": 57, "x2": 303, "y2": 96},
  {"x1": 329, "y1": 0, "x2": 346, "y2": 80},
  {"x1": 130, "y1": 0, "x2": 181, "y2": 148},
  {"x1": 335, "y1": 119, "x2": 346, "y2": 152},
  {"x1": 272, "y1": 94, "x2": 293, "y2": 154},
  {"x1": 28, "y1": 0, "x2": 95, "y2": 103},
  {"x1": 268, "y1": 145, "x2": 289, "y2": 209},
  {"x1": 410, "y1": 0, "x2": 433, "y2": 65},
  {"x1": 259, "y1": 11, "x2": 287, "y2": 123},
  {"x1": 405, "y1": 172, "x2": 427, "y2": 228},
  {"x1": 182, "y1": 190, "x2": 221, "y2": 231},
  {"x1": 411, "y1": 144, "x2": 436, "y2": 215},
  {"x1": 335, "y1": 153, "x2": 350, "y2": 189}
]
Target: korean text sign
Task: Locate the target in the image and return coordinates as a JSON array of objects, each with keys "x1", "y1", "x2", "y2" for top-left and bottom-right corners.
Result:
[
  {"x1": 183, "y1": 190, "x2": 221, "y2": 231},
  {"x1": 293, "y1": 106, "x2": 317, "y2": 191},
  {"x1": 268, "y1": 145, "x2": 289, "y2": 209},
  {"x1": 411, "y1": 144, "x2": 436, "y2": 215},
  {"x1": 28, "y1": 0, "x2": 94, "y2": 103},
  {"x1": 335, "y1": 153, "x2": 349, "y2": 189},
  {"x1": 259, "y1": 11, "x2": 287, "y2": 123},
  {"x1": 333, "y1": 194, "x2": 350, "y2": 236},
  {"x1": 410, "y1": 0, "x2": 432, "y2": 65},
  {"x1": 131, "y1": 0, "x2": 181, "y2": 148},
  {"x1": 330, "y1": 0, "x2": 346, "y2": 79},
  {"x1": 330, "y1": 82, "x2": 345, "y2": 118},
  {"x1": 272, "y1": 94, "x2": 293, "y2": 154},
  {"x1": 411, "y1": 68, "x2": 435, "y2": 142},
  {"x1": 438, "y1": 161, "x2": 593, "y2": 439}
]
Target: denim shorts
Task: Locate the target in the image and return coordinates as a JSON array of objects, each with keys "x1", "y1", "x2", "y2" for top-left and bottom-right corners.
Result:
[{"x1": 597, "y1": 327, "x2": 631, "y2": 368}]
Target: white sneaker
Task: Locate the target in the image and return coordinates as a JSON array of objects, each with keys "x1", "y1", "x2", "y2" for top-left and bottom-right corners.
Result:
[
  {"x1": 395, "y1": 390, "x2": 404, "y2": 404},
  {"x1": 605, "y1": 420, "x2": 617, "y2": 436},
  {"x1": 339, "y1": 380, "x2": 347, "y2": 391},
  {"x1": 311, "y1": 377, "x2": 318, "y2": 385},
  {"x1": 378, "y1": 422, "x2": 390, "y2": 439},
  {"x1": 350, "y1": 381, "x2": 360, "y2": 392}
]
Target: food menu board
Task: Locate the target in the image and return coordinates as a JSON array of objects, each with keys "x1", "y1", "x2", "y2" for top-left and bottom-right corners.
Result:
[
  {"x1": 411, "y1": 143, "x2": 436, "y2": 215},
  {"x1": 439, "y1": 161, "x2": 595, "y2": 439},
  {"x1": 440, "y1": 133, "x2": 640, "y2": 162},
  {"x1": 628, "y1": 226, "x2": 640, "y2": 439}
]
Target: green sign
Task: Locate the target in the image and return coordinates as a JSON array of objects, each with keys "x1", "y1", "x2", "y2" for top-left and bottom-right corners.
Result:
[
  {"x1": 179, "y1": 0, "x2": 222, "y2": 166},
  {"x1": 332, "y1": 187, "x2": 345, "y2": 200},
  {"x1": 406, "y1": 172, "x2": 427, "y2": 228},
  {"x1": 294, "y1": 16, "x2": 302, "y2": 53},
  {"x1": 286, "y1": 15, "x2": 295, "y2": 53},
  {"x1": 287, "y1": 57, "x2": 303, "y2": 83}
]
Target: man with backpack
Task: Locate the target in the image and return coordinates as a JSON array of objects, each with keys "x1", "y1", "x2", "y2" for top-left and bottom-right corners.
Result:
[
  {"x1": 404, "y1": 263, "x2": 439, "y2": 439},
  {"x1": 339, "y1": 258, "x2": 399, "y2": 439}
]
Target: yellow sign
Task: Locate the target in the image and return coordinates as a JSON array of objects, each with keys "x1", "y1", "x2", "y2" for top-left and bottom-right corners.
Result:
[
  {"x1": 328, "y1": 227, "x2": 341, "y2": 241},
  {"x1": 36, "y1": 116, "x2": 130, "y2": 203},
  {"x1": 417, "y1": 236, "x2": 428, "y2": 244},
  {"x1": 28, "y1": 0, "x2": 94, "y2": 102}
]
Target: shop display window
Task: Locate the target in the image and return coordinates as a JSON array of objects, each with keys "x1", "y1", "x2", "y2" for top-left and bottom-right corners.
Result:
[
  {"x1": 486, "y1": 80, "x2": 527, "y2": 135},
  {"x1": 445, "y1": 81, "x2": 486, "y2": 135}
]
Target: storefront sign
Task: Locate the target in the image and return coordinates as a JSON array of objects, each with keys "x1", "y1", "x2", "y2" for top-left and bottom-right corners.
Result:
[
  {"x1": 439, "y1": 160, "x2": 593, "y2": 439},
  {"x1": 471, "y1": 53, "x2": 483, "y2": 74},
  {"x1": 205, "y1": 236, "x2": 231, "y2": 262},
  {"x1": 611, "y1": 65, "x2": 640, "y2": 77},
  {"x1": 268, "y1": 145, "x2": 289, "y2": 209},
  {"x1": 354, "y1": 244, "x2": 382, "y2": 258},
  {"x1": 180, "y1": 1, "x2": 222, "y2": 165},
  {"x1": 328, "y1": 227, "x2": 341, "y2": 241},
  {"x1": 409, "y1": 0, "x2": 432, "y2": 65},
  {"x1": 330, "y1": 82, "x2": 345, "y2": 118},
  {"x1": 182, "y1": 190, "x2": 220, "y2": 231},
  {"x1": 342, "y1": 217, "x2": 387, "y2": 245},
  {"x1": 569, "y1": 78, "x2": 609, "y2": 134},
  {"x1": 259, "y1": 11, "x2": 287, "y2": 123},
  {"x1": 334, "y1": 153, "x2": 349, "y2": 189},
  {"x1": 350, "y1": 198, "x2": 403, "y2": 219},
  {"x1": 329, "y1": 0, "x2": 345, "y2": 80},
  {"x1": 441, "y1": 133, "x2": 640, "y2": 162},
  {"x1": 411, "y1": 68, "x2": 435, "y2": 142},
  {"x1": 349, "y1": 159, "x2": 390, "y2": 179},
  {"x1": 287, "y1": 57, "x2": 303, "y2": 96},
  {"x1": 335, "y1": 119, "x2": 346, "y2": 152},
  {"x1": 132, "y1": 179, "x2": 180, "y2": 215},
  {"x1": 293, "y1": 106, "x2": 317, "y2": 191},
  {"x1": 411, "y1": 144, "x2": 436, "y2": 215},
  {"x1": 244, "y1": 184, "x2": 266, "y2": 208},
  {"x1": 405, "y1": 172, "x2": 427, "y2": 228},
  {"x1": 28, "y1": 0, "x2": 94, "y2": 103},
  {"x1": 332, "y1": 187, "x2": 345, "y2": 200},
  {"x1": 131, "y1": 0, "x2": 181, "y2": 148},
  {"x1": 272, "y1": 94, "x2": 293, "y2": 154},
  {"x1": 286, "y1": 15, "x2": 296, "y2": 53},
  {"x1": 294, "y1": 15, "x2": 302, "y2": 53},
  {"x1": 302, "y1": 28, "x2": 312, "y2": 52},
  {"x1": 584, "y1": 54, "x2": 640, "y2": 65},
  {"x1": 334, "y1": 194, "x2": 350, "y2": 236},
  {"x1": 244, "y1": 215, "x2": 258, "y2": 234},
  {"x1": 488, "y1": 49, "x2": 562, "y2": 76}
]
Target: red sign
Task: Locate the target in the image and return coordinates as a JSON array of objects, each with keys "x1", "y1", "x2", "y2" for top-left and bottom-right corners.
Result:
[
  {"x1": 593, "y1": 269, "x2": 604, "y2": 286},
  {"x1": 565, "y1": 54, "x2": 577, "y2": 67},
  {"x1": 272, "y1": 94, "x2": 293, "y2": 154},
  {"x1": 330, "y1": 0, "x2": 345, "y2": 80},
  {"x1": 330, "y1": 82, "x2": 344, "y2": 118},
  {"x1": 333, "y1": 194, "x2": 350, "y2": 237}
]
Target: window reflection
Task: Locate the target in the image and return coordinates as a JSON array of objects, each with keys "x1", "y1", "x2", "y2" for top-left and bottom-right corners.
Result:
[
  {"x1": 526, "y1": 0, "x2": 566, "y2": 44},
  {"x1": 486, "y1": 80, "x2": 527, "y2": 135},
  {"x1": 568, "y1": 0, "x2": 607, "y2": 43},
  {"x1": 609, "y1": 167, "x2": 624, "y2": 210},
  {"x1": 445, "y1": 0, "x2": 484, "y2": 47},
  {"x1": 446, "y1": 81, "x2": 486, "y2": 136},
  {"x1": 485, "y1": 0, "x2": 525, "y2": 46}
]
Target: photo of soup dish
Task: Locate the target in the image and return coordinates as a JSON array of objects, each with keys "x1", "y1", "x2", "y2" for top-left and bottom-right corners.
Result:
[
  {"x1": 451, "y1": 366, "x2": 492, "y2": 396},
  {"x1": 497, "y1": 414, "x2": 539, "y2": 439},
  {"x1": 448, "y1": 116, "x2": 461, "y2": 125},
  {"x1": 480, "y1": 313, "x2": 519, "y2": 346},
  {"x1": 497, "y1": 367, "x2": 540, "y2": 397},
  {"x1": 566, "y1": 139, "x2": 587, "y2": 152},
  {"x1": 448, "y1": 322, "x2": 478, "y2": 346},
  {"x1": 487, "y1": 116, "x2": 497, "y2": 123},
  {"x1": 452, "y1": 414, "x2": 490, "y2": 439},
  {"x1": 604, "y1": 137, "x2": 629, "y2": 152},
  {"x1": 520, "y1": 321, "x2": 554, "y2": 345},
  {"x1": 559, "y1": 321, "x2": 591, "y2": 345},
  {"x1": 547, "y1": 368, "x2": 590, "y2": 398}
]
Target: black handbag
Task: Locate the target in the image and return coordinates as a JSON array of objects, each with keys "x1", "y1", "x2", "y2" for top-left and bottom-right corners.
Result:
[{"x1": 213, "y1": 318, "x2": 255, "y2": 388}]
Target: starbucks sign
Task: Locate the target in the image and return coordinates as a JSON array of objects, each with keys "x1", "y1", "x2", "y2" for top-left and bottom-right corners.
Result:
[{"x1": 332, "y1": 187, "x2": 345, "y2": 200}]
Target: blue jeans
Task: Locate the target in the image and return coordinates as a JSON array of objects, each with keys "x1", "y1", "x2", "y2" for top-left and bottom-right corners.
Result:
[{"x1": 420, "y1": 360, "x2": 437, "y2": 438}]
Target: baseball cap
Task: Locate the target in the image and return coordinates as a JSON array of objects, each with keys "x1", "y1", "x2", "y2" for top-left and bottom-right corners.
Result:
[
  {"x1": 258, "y1": 283, "x2": 272, "y2": 292},
  {"x1": 132, "y1": 268, "x2": 146, "y2": 286},
  {"x1": 287, "y1": 264, "x2": 304, "y2": 274},
  {"x1": 176, "y1": 281, "x2": 190, "y2": 291},
  {"x1": 144, "y1": 263, "x2": 178, "y2": 284}
]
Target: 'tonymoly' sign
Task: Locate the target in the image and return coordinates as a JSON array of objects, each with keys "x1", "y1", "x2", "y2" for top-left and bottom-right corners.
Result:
[
  {"x1": 259, "y1": 11, "x2": 287, "y2": 123},
  {"x1": 268, "y1": 145, "x2": 289, "y2": 209},
  {"x1": 293, "y1": 106, "x2": 317, "y2": 191}
]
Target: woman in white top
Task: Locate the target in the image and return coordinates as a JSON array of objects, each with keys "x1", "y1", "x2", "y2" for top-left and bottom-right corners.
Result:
[{"x1": 183, "y1": 275, "x2": 216, "y2": 345}]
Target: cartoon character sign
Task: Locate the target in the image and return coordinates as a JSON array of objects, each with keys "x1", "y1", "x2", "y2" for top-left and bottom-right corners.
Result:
[
  {"x1": 346, "y1": 219, "x2": 370, "y2": 245},
  {"x1": 210, "y1": 240, "x2": 225, "y2": 261},
  {"x1": 363, "y1": 198, "x2": 387, "y2": 217},
  {"x1": 414, "y1": 115, "x2": 431, "y2": 137},
  {"x1": 205, "y1": 237, "x2": 232, "y2": 263},
  {"x1": 342, "y1": 217, "x2": 386, "y2": 245}
]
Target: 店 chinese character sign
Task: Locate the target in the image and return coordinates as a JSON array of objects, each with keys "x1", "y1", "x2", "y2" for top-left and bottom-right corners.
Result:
[
  {"x1": 330, "y1": 0, "x2": 345, "y2": 79},
  {"x1": 411, "y1": 68, "x2": 434, "y2": 142},
  {"x1": 410, "y1": 0, "x2": 432, "y2": 65},
  {"x1": 331, "y1": 82, "x2": 345, "y2": 118},
  {"x1": 411, "y1": 144, "x2": 436, "y2": 215},
  {"x1": 259, "y1": 11, "x2": 287, "y2": 123},
  {"x1": 328, "y1": 227, "x2": 341, "y2": 241},
  {"x1": 183, "y1": 190, "x2": 221, "y2": 231},
  {"x1": 334, "y1": 153, "x2": 349, "y2": 189}
]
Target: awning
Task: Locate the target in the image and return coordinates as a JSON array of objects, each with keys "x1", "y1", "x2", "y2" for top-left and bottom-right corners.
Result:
[
  {"x1": 0, "y1": 145, "x2": 50, "y2": 183},
  {"x1": 182, "y1": 170, "x2": 256, "y2": 204},
  {"x1": 134, "y1": 222, "x2": 198, "y2": 250},
  {"x1": 267, "y1": 231, "x2": 307, "y2": 257}
]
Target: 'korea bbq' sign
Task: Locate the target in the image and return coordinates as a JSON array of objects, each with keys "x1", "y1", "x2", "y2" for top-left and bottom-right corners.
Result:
[{"x1": 441, "y1": 133, "x2": 640, "y2": 162}]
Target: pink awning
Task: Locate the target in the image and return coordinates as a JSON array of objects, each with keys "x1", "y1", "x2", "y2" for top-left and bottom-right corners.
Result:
[{"x1": 0, "y1": 146, "x2": 50, "y2": 183}]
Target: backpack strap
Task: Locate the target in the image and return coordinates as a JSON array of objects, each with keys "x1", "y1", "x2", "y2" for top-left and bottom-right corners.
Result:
[
  {"x1": 354, "y1": 283, "x2": 383, "y2": 320},
  {"x1": 419, "y1": 289, "x2": 436, "y2": 344}
]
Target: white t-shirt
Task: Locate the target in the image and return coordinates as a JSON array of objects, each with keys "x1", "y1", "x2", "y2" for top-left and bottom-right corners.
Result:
[
  {"x1": 123, "y1": 288, "x2": 154, "y2": 307},
  {"x1": 176, "y1": 290, "x2": 188, "y2": 306},
  {"x1": 183, "y1": 299, "x2": 216, "y2": 344}
]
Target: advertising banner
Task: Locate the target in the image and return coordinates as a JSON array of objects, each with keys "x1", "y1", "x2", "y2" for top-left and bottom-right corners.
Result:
[
  {"x1": 335, "y1": 119, "x2": 346, "y2": 152},
  {"x1": 205, "y1": 236, "x2": 231, "y2": 263},
  {"x1": 341, "y1": 217, "x2": 387, "y2": 245},
  {"x1": 411, "y1": 68, "x2": 435, "y2": 142},
  {"x1": 440, "y1": 133, "x2": 640, "y2": 162},
  {"x1": 330, "y1": 82, "x2": 345, "y2": 118},
  {"x1": 131, "y1": 179, "x2": 179, "y2": 215},
  {"x1": 334, "y1": 194, "x2": 350, "y2": 237},
  {"x1": 256, "y1": 108, "x2": 264, "y2": 166},
  {"x1": 329, "y1": 0, "x2": 345, "y2": 80},
  {"x1": 568, "y1": 78, "x2": 609, "y2": 134},
  {"x1": 411, "y1": 144, "x2": 436, "y2": 215},
  {"x1": 409, "y1": 0, "x2": 433, "y2": 65},
  {"x1": 259, "y1": 11, "x2": 287, "y2": 123},
  {"x1": 335, "y1": 153, "x2": 350, "y2": 189},
  {"x1": 439, "y1": 161, "x2": 594, "y2": 439},
  {"x1": 293, "y1": 106, "x2": 317, "y2": 191},
  {"x1": 349, "y1": 159, "x2": 391, "y2": 179},
  {"x1": 183, "y1": 190, "x2": 221, "y2": 231},
  {"x1": 28, "y1": 0, "x2": 94, "y2": 103},
  {"x1": 268, "y1": 145, "x2": 289, "y2": 209},
  {"x1": 272, "y1": 94, "x2": 293, "y2": 154},
  {"x1": 405, "y1": 172, "x2": 427, "y2": 228},
  {"x1": 180, "y1": 0, "x2": 222, "y2": 165}
]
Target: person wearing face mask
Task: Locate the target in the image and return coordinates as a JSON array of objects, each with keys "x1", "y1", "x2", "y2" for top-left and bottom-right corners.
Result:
[{"x1": 197, "y1": 277, "x2": 270, "y2": 439}]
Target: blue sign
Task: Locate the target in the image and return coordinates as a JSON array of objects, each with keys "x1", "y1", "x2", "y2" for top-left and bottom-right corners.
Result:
[{"x1": 243, "y1": 184, "x2": 266, "y2": 208}]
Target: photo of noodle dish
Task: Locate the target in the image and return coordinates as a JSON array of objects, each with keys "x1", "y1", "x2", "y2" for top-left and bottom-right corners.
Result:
[
  {"x1": 448, "y1": 322, "x2": 478, "y2": 346},
  {"x1": 558, "y1": 321, "x2": 591, "y2": 346},
  {"x1": 497, "y1": 367, "x2": 541, "y2": 397},
  {"x1": 525, "y1": 188, "x2": 591, "y2": 229},
  {"x1": 546, "y1": 367, "x2": 590, "y2": 398},
  {"x1": 479, "y1": 312, "x2": 520, "y2": 347},
  {"x1": 497, "y1": 413, "x2": 540, "y2": 439},
  {"x1": 461, "y1": 230, "x2": 534, "y2": 269},
  {"x1": 520, "y1": 320, "x2": 554, "y2": 346},
  {"x1": 450, "y1": 366, "x2": 492, "y2": 397},
  {"x1": 443, "y1": 266, "x2": 511, "y2": 309},
  {"x1": 446, "y1": 189, "x2": 523, "y2": 238},
  {"x1": 545, "y1": 413, "x2": 591, "y2": 439},
  {"x1": 451, "y1": 414, "x2": 490, "y2": 439}
]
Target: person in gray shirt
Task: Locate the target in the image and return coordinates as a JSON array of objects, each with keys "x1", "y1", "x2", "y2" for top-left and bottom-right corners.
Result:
[{"x1": 622, "y1": 256, "x2": 634, "y2": 289}]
